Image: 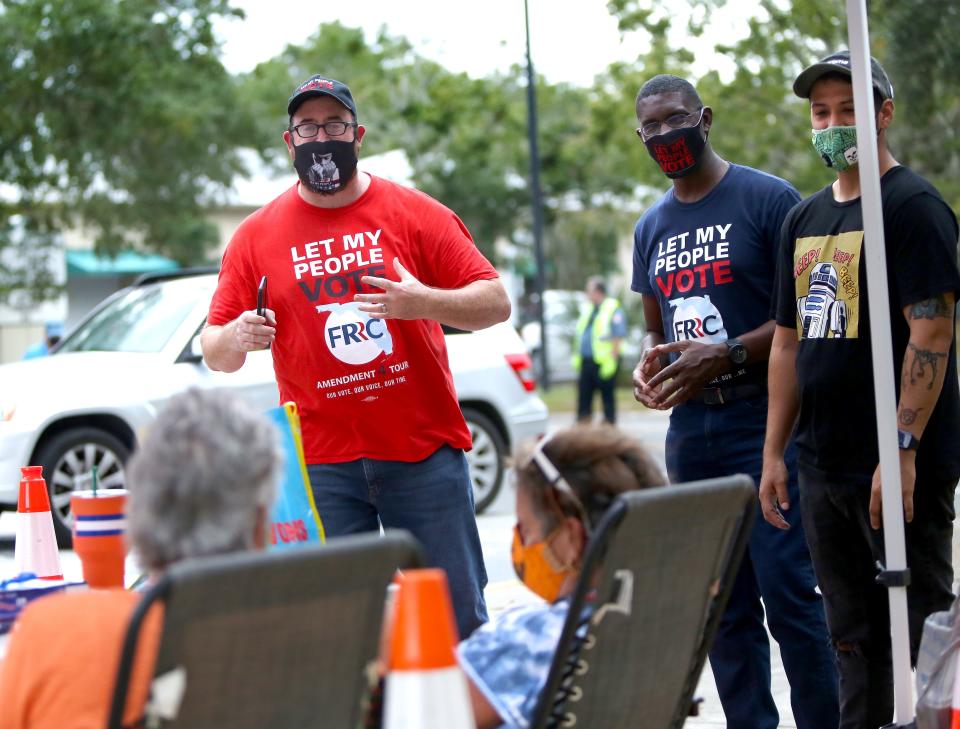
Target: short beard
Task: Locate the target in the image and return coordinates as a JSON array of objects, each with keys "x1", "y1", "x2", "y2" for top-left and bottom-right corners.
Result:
[{"x1": 315, "y1": 169, "x2": 357, "y2": 195}]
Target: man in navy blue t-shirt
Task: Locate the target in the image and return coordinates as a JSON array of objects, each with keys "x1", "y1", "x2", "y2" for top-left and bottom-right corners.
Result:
[{"x1": 630, "y1": 74, "x2": 838, "y2": 729}]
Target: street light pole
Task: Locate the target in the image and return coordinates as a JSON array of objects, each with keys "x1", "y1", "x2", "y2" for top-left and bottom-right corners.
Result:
[{"x1": 523, "y1": 0, "x2": 550, "y2": 390}]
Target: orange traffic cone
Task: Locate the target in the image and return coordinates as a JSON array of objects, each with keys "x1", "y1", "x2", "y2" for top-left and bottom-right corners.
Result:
[
  {"x1": 13, "y1": 466, "x2": 63, "y2": 580},
  {"x1": 384, "y1": 569, "x2": 475, "y2": 729}
]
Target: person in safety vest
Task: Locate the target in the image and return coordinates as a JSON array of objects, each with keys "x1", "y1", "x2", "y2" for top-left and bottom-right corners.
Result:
[{"x1": 573, "y1": 277, "x2": 626, "y2": 424}]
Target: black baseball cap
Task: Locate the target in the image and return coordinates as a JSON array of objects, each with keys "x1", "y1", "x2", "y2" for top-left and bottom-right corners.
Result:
[
  {"x1": 287, "y1": 75, "x2": 358, "y2": 118},
  {"x1": 793, "y1": 50, "x2": 894, "y2": 101}
]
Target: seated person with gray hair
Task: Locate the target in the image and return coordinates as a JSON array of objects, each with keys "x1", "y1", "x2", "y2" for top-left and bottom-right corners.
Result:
[{"x1": 0, "y1": 388, "x2": 281, "y2": 729}]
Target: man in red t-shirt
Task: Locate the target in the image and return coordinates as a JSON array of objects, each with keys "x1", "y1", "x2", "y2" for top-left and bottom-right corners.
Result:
[{"x1": 201, "y1": 75, "x2": 510, "y2": 637}]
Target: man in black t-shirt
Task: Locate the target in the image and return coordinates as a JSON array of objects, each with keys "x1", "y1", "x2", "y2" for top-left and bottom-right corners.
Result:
[{"x1": 762, "y1": 50, "x2": 960, "y2": 729}]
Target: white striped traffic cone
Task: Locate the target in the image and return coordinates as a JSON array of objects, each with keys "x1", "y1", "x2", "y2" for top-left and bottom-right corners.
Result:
[
  {"x1": 384, "y1": 569, "x2": 475, "y2": 729},
  {"x1": 13, "y1": 466, "x2": 63, "y2": 580}
]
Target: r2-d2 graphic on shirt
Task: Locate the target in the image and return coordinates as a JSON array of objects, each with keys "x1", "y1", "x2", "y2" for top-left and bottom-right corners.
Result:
[
  {"x1": 797, "y1": 262, "x2": 847, "y2": 339},
  {"x1": 669, "y1": 295, "x2": 728, "y2": 343}
]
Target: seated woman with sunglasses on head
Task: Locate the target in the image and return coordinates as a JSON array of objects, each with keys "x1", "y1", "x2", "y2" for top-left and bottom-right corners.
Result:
[{"x1": 458, "y1": 423, "x2": 665, "y2": 729}]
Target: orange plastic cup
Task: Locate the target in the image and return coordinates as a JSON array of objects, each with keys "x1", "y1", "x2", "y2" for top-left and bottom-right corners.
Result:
[{"x1": 70, "y1": 489, "x2": 129, "y2": 589}]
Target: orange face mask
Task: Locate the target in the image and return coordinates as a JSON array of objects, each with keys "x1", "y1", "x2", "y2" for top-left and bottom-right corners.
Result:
[{"x1": 510, "y1": 524, "x2": 572, "y2": 603}]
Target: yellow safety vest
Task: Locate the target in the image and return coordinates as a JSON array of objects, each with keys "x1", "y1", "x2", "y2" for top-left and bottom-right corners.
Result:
[{"x1": 572, "y1": 297, "x2": 622, "y2": 380}]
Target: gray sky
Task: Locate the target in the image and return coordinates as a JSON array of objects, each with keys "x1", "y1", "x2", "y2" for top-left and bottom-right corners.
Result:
[{"x1": 216, "y1": 0, "x2": 749, "y2": 85}]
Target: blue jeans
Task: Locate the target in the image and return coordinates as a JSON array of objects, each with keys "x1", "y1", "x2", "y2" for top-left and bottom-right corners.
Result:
[
  {"x1": 307, "y1": 445, "x2": 489, "y2": 639},
  {"x1": 799, "y1": 465, "x2": 956, "y2": 729},
  {"x1": 666, "y1": 395, "x2": 838, "y2": 729}
]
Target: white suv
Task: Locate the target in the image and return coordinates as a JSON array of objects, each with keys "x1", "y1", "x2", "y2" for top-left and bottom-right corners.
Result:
[{"x1": 0, "y1": 271, "x2": 548, "y2": 544}]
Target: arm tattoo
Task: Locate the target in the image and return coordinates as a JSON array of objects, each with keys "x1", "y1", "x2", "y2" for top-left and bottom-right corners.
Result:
[
  {"x1": 908, "y1": 293, "x2": 954, "y2": 320},
  {"x1": 898, "y1": 407, "x2": 922, "y2": 426},
  {"x1": 908, "y1": 343, "x2": 948, "y2": 390}
]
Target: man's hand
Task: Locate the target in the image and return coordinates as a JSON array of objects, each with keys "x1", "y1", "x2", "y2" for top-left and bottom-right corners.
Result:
[
  {"x1": 356, "y1": 259, "x2": 430, "y2": 320},
  {"x1": 643, "y1": 340, "x2": 729, "y2": 408},
  {"x1": 230, "y1": 309, "x2": 276, "y2": 351},
  {"x1": 759, "y1": 458, "x2": 791, "y2": 530},
  {"x1": 633, "y1": 346, "x2": 665, "y2": 409},
  {"x1": 869, "y1": 450, "x2": 916, "y2": 530}
]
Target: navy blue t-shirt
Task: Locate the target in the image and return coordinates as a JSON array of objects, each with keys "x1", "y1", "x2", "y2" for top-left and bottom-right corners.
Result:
[{"x1": 632, "y1": 164, "x2": 801, "y2": 386}]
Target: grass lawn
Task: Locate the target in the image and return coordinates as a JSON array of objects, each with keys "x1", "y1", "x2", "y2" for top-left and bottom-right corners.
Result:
[{"x1": 536, "y1": 382, "x2": 651, "y2": 414}]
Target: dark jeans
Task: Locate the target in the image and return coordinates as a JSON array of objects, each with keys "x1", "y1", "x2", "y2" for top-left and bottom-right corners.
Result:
[
  {"x1": 307, "y1": 445, "x2": 489, "y2": 639},
  {"x1": 577, "y1": 358, "x2": 617, "y2": 424},
  {"x1": 799, "y1": 465, "x2": 957, "y2": 729},
  {"x1": 667, "y1": 396, "x2": 838, "y2": 729}
]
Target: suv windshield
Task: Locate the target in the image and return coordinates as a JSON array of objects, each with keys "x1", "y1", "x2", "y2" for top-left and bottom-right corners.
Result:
[{"x1": 57, "y1": 279, "x2": 209, "y2": 354}]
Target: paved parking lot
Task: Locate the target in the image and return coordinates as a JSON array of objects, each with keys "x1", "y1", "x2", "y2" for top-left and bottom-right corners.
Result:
[
  {"x1": 16, "y1": 406, "x2": 951, "y2": 726},
  {"x1": 0, "y1": 407, "x2": 778, "y2": 725}
]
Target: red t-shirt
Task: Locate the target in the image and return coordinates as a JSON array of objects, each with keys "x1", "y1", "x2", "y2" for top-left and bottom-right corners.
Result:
[{"x1": 208, "y1": 175, "x2": 499, "y2": 463}]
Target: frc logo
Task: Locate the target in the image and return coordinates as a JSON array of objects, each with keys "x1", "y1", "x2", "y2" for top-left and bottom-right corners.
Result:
[
  {"x1": 316, "y1": 302, "x2": 394, "y2": 365},
  {"x1": 669, "y1": 295, "x2": 728, "y2": 343}
]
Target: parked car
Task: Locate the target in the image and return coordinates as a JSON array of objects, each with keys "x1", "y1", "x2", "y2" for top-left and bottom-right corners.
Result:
[
  {"x1": 0, "y1": 270, "x2": 548, "y2": 544},
  {"x1": 520, "y1": 290, "x2": 586, "y2": 384}
]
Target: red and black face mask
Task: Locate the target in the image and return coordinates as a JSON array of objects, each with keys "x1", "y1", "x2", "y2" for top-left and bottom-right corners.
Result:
[{"x1": 643, "y1": 123, "x2": 707, "y2": 179}]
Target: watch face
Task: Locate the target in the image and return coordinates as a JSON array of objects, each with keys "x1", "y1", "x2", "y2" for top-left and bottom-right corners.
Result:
[{"x1": 727, "y1": 340, "x2": 747, "y2": 365}]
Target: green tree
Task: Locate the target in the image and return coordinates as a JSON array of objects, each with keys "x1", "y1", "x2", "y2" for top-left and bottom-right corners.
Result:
[
  {"x1": 870, "y1": 0, "x2": 960, "y2": 209},
  {"x1": 236, "y1": 24, "x2": 524, "y2": 261},
  {"x1": 0, "y1": 0, "x2": 252, "y2": 305},
  {"x1": 606, "y1": 0, "x2": 960, "y2": 206},
  {"x1": 238, "y1": 25, "x2": 589, "y2": 267}
]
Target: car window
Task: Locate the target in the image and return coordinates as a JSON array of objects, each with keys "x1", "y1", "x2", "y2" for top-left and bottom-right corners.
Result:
[{"x1": 58, "y1": 282, "x2": 206, "y2": 354}]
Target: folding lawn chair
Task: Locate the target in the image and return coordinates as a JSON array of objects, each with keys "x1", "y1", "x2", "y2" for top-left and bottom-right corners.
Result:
[
  {"x1": 529, "y1": 474, "x2": 756, "y2": 729},
  {"x1": 107, "y1": 531, "x2": 423, "y2": 729}
]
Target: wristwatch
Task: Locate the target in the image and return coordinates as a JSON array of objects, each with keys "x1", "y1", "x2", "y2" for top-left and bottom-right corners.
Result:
[
  {"x1": 725, "y1": 338, "x2": 748, "y2": 365},
  {"x1": 897, "y1": 429, "x2": 920, "y2": 451}
]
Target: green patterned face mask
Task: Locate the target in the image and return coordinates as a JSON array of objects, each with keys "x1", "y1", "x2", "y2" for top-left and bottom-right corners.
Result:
[{"x1": 812, "y1": 125, "x2": 859, "y2": 171}]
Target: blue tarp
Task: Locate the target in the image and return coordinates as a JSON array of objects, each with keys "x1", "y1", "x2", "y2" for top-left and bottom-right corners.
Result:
[{"x1": 66, "y1": 250, "x2": 179, "y2": 277}]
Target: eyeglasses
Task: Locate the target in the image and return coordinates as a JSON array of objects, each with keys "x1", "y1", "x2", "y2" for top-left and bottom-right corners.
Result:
[
  {"x1": 289, "y1": 121, "x2": 358, "y2": 139},
  {"x1": 636, "y1": 107, "x2": 705, "y2": 141}
]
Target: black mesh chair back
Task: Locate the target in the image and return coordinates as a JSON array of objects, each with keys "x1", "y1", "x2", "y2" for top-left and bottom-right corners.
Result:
[
  {"x1": 107, "y1": 531, "x2": 423, "y2": 729},
  {"x1": 529, "y1": 475, "x2": 756, "y2": 729}
]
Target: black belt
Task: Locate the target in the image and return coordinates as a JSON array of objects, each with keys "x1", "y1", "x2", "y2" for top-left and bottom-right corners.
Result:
[{"x1": 692, "y1": 379, "x2": 767, "y2": 405}]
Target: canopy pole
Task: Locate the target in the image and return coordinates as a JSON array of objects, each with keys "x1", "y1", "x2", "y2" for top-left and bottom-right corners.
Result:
[{"x1": 845, "y1": 1, "x2": 914, "y2": 724}]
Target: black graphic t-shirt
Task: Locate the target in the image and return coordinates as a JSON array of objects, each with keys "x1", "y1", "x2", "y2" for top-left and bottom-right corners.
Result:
[
  {"x1": 774, "y1": 165, "x2": 960, "y2": 481},
  {"x1": 632, "y1": 164, "x2": 801, "y2": 387}
]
